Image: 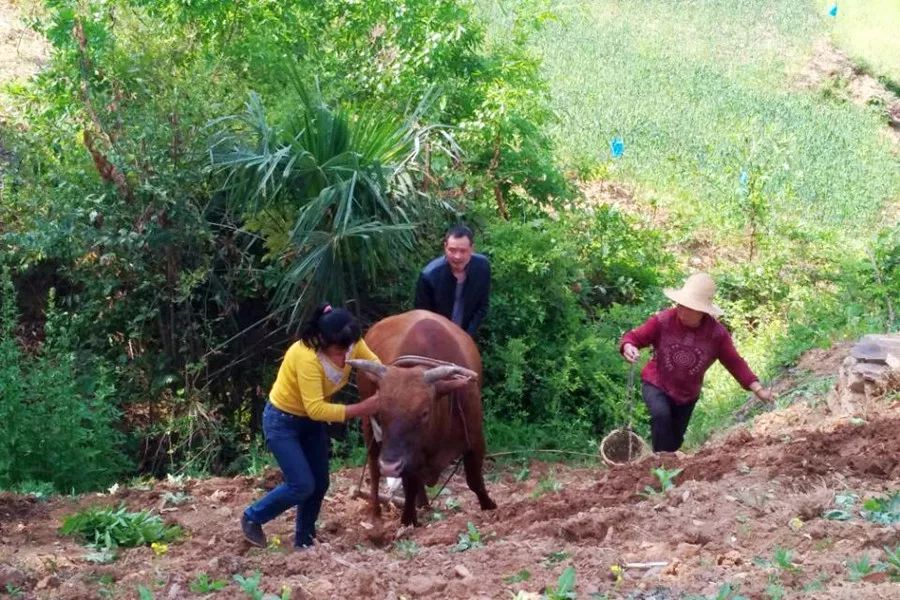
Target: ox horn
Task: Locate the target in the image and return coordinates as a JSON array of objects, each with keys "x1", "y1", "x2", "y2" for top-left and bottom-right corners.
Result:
[
  {"x1": 422, "y1": 364, "x2": 477, "y2": 384},
  {"x1": 347, "y1": 359, "x2": 387, "y2": 380}
]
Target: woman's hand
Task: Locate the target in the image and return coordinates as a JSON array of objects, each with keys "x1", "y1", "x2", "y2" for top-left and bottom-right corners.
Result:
[
  {"x1": 750, "y1": 382, "x2": 774, "y2": 403},
  {"x1": 622, "y1": 343, "x2": 640, "y2": 363},
  {"x1": 345, "y1": 394, "x2": 381, "y2": 419}
]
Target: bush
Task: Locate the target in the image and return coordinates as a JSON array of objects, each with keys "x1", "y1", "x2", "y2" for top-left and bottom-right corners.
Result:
[
  {"x1": 0, "y1": 270, "x2": 129, "y2": 493},
  {"x1": 478, "y1": 209, "x2": 668, "y2": 436}
]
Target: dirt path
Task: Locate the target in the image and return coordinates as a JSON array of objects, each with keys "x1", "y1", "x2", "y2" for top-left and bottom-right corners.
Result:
[
  {"x1": 0, "y1": 1, "x2": 47, "y2": 87},
  {"x1": 2, "y1": 345, "x2": 898, "y2": 599}
]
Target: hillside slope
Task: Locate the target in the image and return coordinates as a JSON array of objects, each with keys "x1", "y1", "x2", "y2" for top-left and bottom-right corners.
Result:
[{"x1": 1, "y1": 342, "x2": 897, "y2": 599}]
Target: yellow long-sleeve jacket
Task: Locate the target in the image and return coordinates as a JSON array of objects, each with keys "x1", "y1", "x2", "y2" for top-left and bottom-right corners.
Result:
[{"x1": 269, "y1": 340, "x2": 380, "y2": 422}]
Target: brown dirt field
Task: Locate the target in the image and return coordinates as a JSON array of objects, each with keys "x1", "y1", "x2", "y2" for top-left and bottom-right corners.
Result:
[{"x1": 2, "y1": 360, "x2": 898, "y2": 599}]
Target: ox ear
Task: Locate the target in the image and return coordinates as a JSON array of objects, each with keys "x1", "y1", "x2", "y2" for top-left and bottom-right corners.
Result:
[
  {"x1": 433, "y1": 375, "x2": 475, "y2": 395},
  {"x1": 348, "y1": 359, "x2": 387, "y2": 382}
]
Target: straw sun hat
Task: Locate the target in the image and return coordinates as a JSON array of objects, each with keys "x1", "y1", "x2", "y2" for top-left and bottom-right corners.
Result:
[{"x1": 663, "y1": 272, "x2": 724, "y2": 317}]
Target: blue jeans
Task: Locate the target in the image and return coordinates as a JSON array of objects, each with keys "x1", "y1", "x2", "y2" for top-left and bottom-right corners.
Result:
[{"x1": 243, "y1": 402, "x2": 330, "y2": 547}]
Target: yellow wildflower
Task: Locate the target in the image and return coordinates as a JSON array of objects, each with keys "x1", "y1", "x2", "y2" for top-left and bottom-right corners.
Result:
[{"x1": 150, "y1": 542, "x2": 168, "y2": 556}]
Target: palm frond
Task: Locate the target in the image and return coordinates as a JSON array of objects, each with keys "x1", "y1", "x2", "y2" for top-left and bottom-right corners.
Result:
[{"x1": 207, "y1": 79, "x2": 452, "y2": 325}]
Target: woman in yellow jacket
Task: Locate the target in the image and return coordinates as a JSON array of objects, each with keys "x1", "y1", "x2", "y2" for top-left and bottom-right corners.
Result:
[{"x1": 241, "y1": 304, "x2": 381, "y2": 549}]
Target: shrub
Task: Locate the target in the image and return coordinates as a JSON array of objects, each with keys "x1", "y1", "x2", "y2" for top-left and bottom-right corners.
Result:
[
  {"x1": 0, "y1": 271, "x2": 129, "y2": 493},
  {"x1": 479, "y1": 209, "x2": 668, "y2": 435}
]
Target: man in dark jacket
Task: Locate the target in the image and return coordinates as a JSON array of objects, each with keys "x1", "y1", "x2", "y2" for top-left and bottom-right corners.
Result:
[{"x1": 415, "y1": 225, "x2": 490, "y2": 338}]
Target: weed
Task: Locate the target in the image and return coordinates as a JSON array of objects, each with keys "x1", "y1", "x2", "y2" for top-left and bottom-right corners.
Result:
[
  {"x1": 682, "y1": 583, "x2": 749, "y2": 600},
  {"x1": 861, "y1": 491, "x2": 900, "y2": 525},
  {"x1": 5, "y1": 584, "x2": 24, "y2": 599},
  {"x1": 801, "y1": 575, "x2": 828, "y2": 592},
  {"x1": 813, "y1": 538, "x2": 835, "y2": 552},
  {"x1": 452, "y1": 522, "x2": 484, "y2": 552},
  {"x1": 515, "y1": 466, "x2": 531, "y2": 482},
  {"x1": 544, "y1": 550, "x2": 570, "y2": 566},
  {"x1": 772, "y1": 547, "x2": 800, "y2": 573},
  {"x1": 10, "y1": 480, "x2": 56, "y2": 501},
  {"x1": 161, "y1": 491, "x2": 192, "y2": 507},
  {"x1": 503, "y1": 569, "x2": 531, "y2": 584},
  {"x1": 190, "y1": 573, "x2": 227, "y2": 594},
  {"x1": 765, "y1": 576, "x2": 785, "y2": 600},
  {"x1": 531, "y1": 471, "x2": 563, "y2": 498},
  {"x1": 846, "y1": 555, "x2": 880, "y2": 581},
  {"x1": 444, "y1": 497, "x2": 462, "y2": 512},
  {"x1": 233, "y1": 572, "x2": 264, "y2": 600},
  {"x1": 137, "y1": 586, "x2": 154, "y2": 600},
  {"x1": 545, "y1": 566, "x2": 576, "y2": 600},
  {"x1": 393, "y1": 540, "x2": 421, "y2": 559},
  {"x1": 711, "y1": 582, "x2": 748, "y2": 600},
  {"x1": 84, "y1": 548, "x2": 118, "y2": 564},
  {"x1": 641, "y1": 466, "x2": 683, "y2": 497},
  {"x1": 60, "y1": 505, "x2": 181, "y2": 552},
  {"x1": 883, "y1": 544, "x2": 900, "y2": 573}
]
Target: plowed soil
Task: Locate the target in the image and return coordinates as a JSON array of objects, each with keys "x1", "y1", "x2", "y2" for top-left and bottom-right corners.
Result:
[{"x1": 2, "y1": 353, "x2": 899, "y2": 599}]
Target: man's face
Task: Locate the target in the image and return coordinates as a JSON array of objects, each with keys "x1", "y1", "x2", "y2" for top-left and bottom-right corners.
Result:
[{"x1": 443, "y1": 235, "x2": 473, "y2": 272}]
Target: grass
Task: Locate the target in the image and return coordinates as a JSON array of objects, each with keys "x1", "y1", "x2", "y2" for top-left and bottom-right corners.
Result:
[
  {"x1": 817, "y1": 0, "x2": 900, "y2": 83},
  {"x1": 533, "y1": 0, "x2": 897, "y2": 235}
]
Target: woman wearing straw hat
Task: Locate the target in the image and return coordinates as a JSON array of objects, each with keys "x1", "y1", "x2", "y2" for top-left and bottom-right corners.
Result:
[{"x1": 619, "y1": 273, "x2": 773, "y2": 452}]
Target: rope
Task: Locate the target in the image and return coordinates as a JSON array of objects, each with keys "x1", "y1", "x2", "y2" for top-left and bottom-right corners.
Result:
[
  {"x1": 487, "y1": 449, "x2": 600, "y2": 460},
  {"x1": 625, "y1": 361, "x2": 637, "y2": 430}
]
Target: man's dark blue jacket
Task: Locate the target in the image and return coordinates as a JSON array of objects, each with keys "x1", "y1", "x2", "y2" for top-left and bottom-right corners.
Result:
[{"x1": 414, "y1": 254, "x2": 490, "y2": 337}]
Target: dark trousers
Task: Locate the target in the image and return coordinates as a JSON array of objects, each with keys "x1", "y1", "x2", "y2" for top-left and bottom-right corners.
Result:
[
  {"x1": 642, "y1": 383, "x2": 697, "y2": 452},
  {"x1": 243, "y1": 402, "x2": 330, "y2": 547}
]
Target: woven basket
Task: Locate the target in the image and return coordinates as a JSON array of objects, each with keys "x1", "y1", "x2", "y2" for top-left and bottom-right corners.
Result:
[{"x1": 599, "y1": 428, "x2": 648, "y2": 466}]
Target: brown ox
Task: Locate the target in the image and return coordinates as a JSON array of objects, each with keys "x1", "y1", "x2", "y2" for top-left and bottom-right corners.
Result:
[{"x1": 349, "y1": 310, "x2": 496, "y2": 526}]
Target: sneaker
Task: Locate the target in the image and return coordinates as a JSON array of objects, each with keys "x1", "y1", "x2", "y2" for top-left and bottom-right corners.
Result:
[{"x1": 241, "y1": 514, "x2": 266, "y2": 548}]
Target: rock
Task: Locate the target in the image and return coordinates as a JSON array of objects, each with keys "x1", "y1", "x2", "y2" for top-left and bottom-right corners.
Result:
[
  {"x1": 675, "y1": 542, "x2": 701, "y2": 558},
  {"x1": 35, "y1": 575, "x2": 59, "y2": 590},
  {"x1": 306, "y1": 578, "x2": 335, "y2": 597},
  {"x1": 0, "y1": 565, "x2": 27, "y2": 589},
  {"x1": 662, "y1": 560, "x2": 680, "y2": 576},
  {"x1": 831, "y1": 334, "x2": 900, "y2": 414},
  {"x1": 862, "y1": 571, "x2": 889, "y2": 584},
  {"x1": 407, "y1": 575, "x2": 447, "y2": 596},
  {"x1": 716, "y1": 550, "x2": 743, "y2": 566},
  {"x1": 19, "y1": 554, "x2": 74, "y2": 574},
  {"x1": 453, "y1": 564, "x2": 472, "y2": 579},
  {"x1": 682, "y1": 524, "x2": 713, "y2": 545}
]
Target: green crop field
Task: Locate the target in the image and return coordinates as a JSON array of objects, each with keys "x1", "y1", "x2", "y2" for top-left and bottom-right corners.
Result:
[{"x1": 522, "y1": 0, "x2": 898, "y2": 236}]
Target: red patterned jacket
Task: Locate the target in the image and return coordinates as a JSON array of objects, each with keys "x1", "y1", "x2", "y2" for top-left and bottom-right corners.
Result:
[{"x1": 619, "y1": 308, "x2": 758, "y2": 404}]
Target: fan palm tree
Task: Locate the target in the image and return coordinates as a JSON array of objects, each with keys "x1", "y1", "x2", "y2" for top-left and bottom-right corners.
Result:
[{"x1": 208, "y1": 80, "x2": 452, "y2": 325}]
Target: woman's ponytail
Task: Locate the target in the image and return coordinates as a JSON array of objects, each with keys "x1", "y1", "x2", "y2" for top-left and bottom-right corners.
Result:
[{"x1": 299, "y1": 303, "x2": 361, "y2": 351}]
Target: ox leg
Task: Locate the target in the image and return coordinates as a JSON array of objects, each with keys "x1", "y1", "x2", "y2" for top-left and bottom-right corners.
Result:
[
  {"x1": 400, "y1": 475, "x2": 420, "y2": 527},
  {"x1": 463, "y1": 449, "x2": 497, "y2": 510},
  {"x1": 415, "y1": 482, "x2": 429, "y2": 509},
  {"x1": 367, "y1": 440, "x2": 382, "y2": 520}
]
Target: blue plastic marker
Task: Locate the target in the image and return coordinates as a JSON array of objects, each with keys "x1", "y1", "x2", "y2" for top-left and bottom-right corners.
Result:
[
  {"x1": 828, "y1": 4, "x2": 838, "y2": 17},
  {"x1": 739, "y1": 169, "x2": 749, "y2": 192},
  {"x1": 610, "y1": 137, "x2": 624, "y2": 159}
]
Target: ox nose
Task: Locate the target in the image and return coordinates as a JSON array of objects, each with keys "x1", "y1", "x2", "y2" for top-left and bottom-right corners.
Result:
[{"x1": 379, "y1": 458, "x2": 404, "y2": 477}]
